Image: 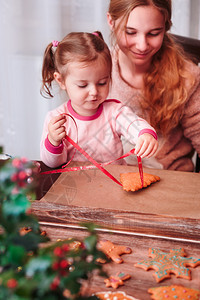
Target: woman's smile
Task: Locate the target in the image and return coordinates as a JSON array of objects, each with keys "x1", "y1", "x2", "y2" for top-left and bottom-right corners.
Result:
[{"x1": 130, "y1": 49, "x2": 151, "y2": 59}]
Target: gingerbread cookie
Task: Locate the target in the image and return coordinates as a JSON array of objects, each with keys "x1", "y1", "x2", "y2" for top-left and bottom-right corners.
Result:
[
  {"x1": 69, "y1": 240, "x2": 83, "y2": 250},
  {"x1": 148, "y1": 285, "x2": 200, "y2": 300},
  {"x1": 19, "y1": 227, "x2": 47, "y2": 236},
  {"x1": 135, "y1": 248, "x2": 200, "y2": 282},
  {"x1": 120, "y1": 172, "x2": 160, "y2": 192},
  {"x1": 104, "y1": 272, "x2": 131, "y2": 289},
  {"x1": 97, "y1": 240, "x2": 132, "y2": 263},
  {"x1": 95, "y1": 291, "x2": 140, "y2": 300},
  {"x1": 19, "y1": 227, "x2": 32, "y2": 236}
]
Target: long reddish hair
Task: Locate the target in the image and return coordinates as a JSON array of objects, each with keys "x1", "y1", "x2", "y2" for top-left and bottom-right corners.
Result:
[{"x1": 108, "y1": 0, "x2": 195, "y2": 135}]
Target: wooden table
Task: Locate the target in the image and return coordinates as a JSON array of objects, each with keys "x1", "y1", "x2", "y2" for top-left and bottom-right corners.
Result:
[{"x1": 32, "y1": 164, "x2": 200, "y2": 299}]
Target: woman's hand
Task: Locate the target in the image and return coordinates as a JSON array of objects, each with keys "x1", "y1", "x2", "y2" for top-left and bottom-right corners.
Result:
[
  {"x1": 47, "y1": 114, "x2": 66, "y2": 146},
  {"x1": 134, "y1": 133, "x2": 158, "y2": 158}
]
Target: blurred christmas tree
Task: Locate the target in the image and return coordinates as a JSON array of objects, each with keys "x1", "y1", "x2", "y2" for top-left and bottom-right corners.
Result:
[{"x1": 0, "y1": 157, "x2": 105, "y2": 299}]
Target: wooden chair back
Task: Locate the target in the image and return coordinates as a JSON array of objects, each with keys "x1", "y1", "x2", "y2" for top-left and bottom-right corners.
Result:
[{"x1": 172, "y1": 34, "x2": 200, "y2": 172}]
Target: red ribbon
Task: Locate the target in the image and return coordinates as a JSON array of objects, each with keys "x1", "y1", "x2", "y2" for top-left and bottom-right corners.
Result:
[
  {"x1": 65, "y1": 134, "x2": 123, "y2": 186},
  {"x1": 41, "y1": 114, "x2": 144, "y2": 187},
  {"x1": 41, "y1": 138, "x2": 143, "y2": 187},
  {"x1": 137, "y1": 156, "x2": 144, "y2": 188}
]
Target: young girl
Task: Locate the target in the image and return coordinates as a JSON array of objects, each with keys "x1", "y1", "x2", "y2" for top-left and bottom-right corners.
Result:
[
  {"x1": 107, "y1": 0, "x2": 200, "y2": 171},
  {"x1": 40, "y1": 31, "x2": 158, "y2": 168}
]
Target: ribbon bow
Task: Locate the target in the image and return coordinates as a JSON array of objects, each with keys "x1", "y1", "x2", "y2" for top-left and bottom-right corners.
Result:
[{"x1": 52, "y1": 40, "x2": 59, "y2": 47}]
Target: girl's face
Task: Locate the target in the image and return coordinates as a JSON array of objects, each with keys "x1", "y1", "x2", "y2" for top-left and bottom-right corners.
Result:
[
  {"x1": 54, "y1": 57, "x2": 110, "y2": 116},
  {"x1": 108, "y1": 5, "x2": 165, "y2": 68}
]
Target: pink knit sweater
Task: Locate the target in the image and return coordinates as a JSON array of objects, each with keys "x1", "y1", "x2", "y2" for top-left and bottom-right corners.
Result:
[
  {"x1": 109, "y1": 50, "x2": 200, "y2": 171},
  {"x1": 40, "y1": 99, "x2": 156, "y2": 168}
]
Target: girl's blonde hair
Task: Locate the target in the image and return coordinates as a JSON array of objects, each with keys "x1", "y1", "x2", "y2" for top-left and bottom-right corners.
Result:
[
  {"x1": 41, "y1": 31, "x2": 112, "y2": 98},
  {"x1": 108, "y1": 0, "x2": 195, "y2": 135}
]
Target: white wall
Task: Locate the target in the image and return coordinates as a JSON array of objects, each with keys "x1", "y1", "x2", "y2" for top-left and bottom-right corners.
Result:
[
  {"x1": 0, "y1": 0, "x2": 109, "y2": 160},
  {"x1": 0, "y1": 0, "x2": 199, "y2": 160},
  {"x1": 171, "y1": 0, "x2": 200, "y2": 38}
]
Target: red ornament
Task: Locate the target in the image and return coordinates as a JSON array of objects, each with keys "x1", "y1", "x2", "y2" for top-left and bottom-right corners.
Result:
[
  {"x1": 11, "y1": 173, "x2": 18, "y2": 182},
  {"x1": 52, "y1": 261, "x2": 60, "y2": 270},
  {"x1": 62, "y1": 244, "x2": 70, "y2": 252},
  {"x1": 12, "y1": 158, "x2": 21, "y2": 168},
  {"x1": 53, "y1": 247, "x2": 63, "y2": 257},
  {"x1": 7, "y1": 278, "x2": 18, "y2": 289},
  {"x1": 50, "y1": 276, "x2": 60, "y2": 290},
  {"x1": 18, "y1": 170, "x2": 27, "y2": 180},
  {"x1": 60, "y1": 259, "x2": 69, "y2": 269}
]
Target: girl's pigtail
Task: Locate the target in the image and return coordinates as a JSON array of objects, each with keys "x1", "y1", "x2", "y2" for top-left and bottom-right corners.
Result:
[
  {"x1": 40, "y1": 42, "x2": 57, "y2": 98},
  {"x1": 91, "y1": 31, "x2": 108, "y2": 54},
  {"x1": 92, "y1": 31, "x2": 104, "y2": 41}
]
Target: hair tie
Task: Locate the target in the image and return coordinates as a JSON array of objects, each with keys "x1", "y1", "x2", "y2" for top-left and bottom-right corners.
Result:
[
  {"x1": 52, "y1": 40, "x2": 59, "y2": 47},
  {"x1": 92, "y1": 32, "x2": 99, "y2": 37}
]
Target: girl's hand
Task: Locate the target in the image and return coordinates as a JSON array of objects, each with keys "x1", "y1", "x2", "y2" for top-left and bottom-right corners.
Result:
[
  {"x1": 134, "y1": 133, "x2": 158, "y2": 158},
  {"x1": 48, "y1": 114, "x2": 66, "y2": 146}
]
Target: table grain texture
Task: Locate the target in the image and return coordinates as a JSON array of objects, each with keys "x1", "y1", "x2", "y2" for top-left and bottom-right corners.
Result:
[{"x1": 32, "y1": 163, "x2": 200, "y2": 299}]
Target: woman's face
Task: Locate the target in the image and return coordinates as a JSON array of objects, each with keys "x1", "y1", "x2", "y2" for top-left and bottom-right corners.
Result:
[{"x1": 108, "y1": 5, "x2": 165, "y2": 68}]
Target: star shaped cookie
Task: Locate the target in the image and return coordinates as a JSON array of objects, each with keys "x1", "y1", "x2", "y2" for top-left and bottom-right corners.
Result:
[
  {"x1": 104, "y1": 272, "x2": 131, "y2": 289},
  {"x1": 135, "y1": 248, "x2": 200, "y2": 282}
]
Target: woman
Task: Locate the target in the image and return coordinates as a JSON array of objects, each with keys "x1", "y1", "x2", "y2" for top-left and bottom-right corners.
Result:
[{"x1": 107, "y1": 0, "x2": 200, "y2": 171}]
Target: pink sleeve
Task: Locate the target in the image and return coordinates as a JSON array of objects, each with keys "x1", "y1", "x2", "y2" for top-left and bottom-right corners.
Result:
[
  {"x1": 40, "y1": 106, "x2": 68, "y2": 168},
  {"x1": 44, "y1": 136, "x2": 64, "y2": 154},
  {"x1": 138, "y1": 129, "x2": 157, "y2": 140}
]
